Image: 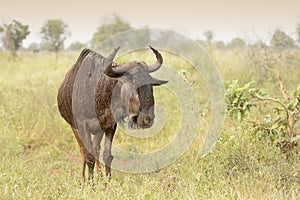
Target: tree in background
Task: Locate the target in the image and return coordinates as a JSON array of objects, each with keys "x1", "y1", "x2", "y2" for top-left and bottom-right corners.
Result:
[
  {"x1": 214, "y1": 41, "x2": 226, "y2": 49},
  {"x1": 203, "y1": 30, "x2": 214, "y2": 44},
  {"x1": 90, "y1": 14, "x2": 131, "y2": 48},
  {"x1": 0, "y1": 26, "x2": 3, "y2": 50},
  {"x1": 228, "y1": 37, "x2": 246, "y2": 49},
  {"x1": 0, "y1": 20, "x2": 30, "y2": 57},
  {"x1": 40, "y1": 19, "x2": 70, "y2": 59},
  {"x1": 296, "y1": 22, "x2": 300, "y2": 45},
  {"x1": 27, "y1": 42, "x2": 39, "y2": 53},
  {"x1": 270, "y1": 29, "x2": 295, "y2": 49},
  {"x1": 67, "y1": 41, "x2": 86, "y2": 51}
]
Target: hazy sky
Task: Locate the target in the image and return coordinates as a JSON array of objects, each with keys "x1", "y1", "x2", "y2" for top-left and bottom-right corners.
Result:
[{"x1": 0, "y1": 0, "x2": 299, "y2": 47}]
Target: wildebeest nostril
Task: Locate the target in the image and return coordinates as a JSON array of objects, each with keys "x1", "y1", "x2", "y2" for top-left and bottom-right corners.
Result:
[
  {"x1": 143, "y1": 116, "x2": 151, "y2": 126},
  {"x1": 132, "y1": 115, "x2": 138, "y2": 124}
]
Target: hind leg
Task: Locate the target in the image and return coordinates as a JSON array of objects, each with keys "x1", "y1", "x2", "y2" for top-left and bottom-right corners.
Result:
[
  {"x1": 71, "y1": 127, "x2": 86, "y2": 182},
  {"x1": 103, "y1": 125, "x2": 116, "y2": 180},
  {"x1": 72, "y1": 122, "x2": 95, "y2": 182}
]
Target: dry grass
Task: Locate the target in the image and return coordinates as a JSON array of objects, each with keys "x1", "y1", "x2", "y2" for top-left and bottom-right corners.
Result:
[{"x1": 0, "y1": 49, "x2": 299, "y2": 199}]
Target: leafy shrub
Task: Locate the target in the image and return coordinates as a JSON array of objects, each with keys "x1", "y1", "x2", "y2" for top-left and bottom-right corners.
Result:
[{"x1": 226, "y1": 80, "x2": 300, "y2": 158}]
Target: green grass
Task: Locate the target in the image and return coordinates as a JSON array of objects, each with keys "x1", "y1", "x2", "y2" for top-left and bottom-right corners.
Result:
[{"x1": 0, "y1": 50, "x2": 299, "y2": 199}]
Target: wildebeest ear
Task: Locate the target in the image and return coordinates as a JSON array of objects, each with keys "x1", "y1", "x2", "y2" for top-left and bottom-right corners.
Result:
[{"x1": 152, "y1": 78, "x2": 168, "y2": 86}]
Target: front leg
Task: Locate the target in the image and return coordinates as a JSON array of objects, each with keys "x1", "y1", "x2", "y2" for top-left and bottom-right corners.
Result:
[
  {"x1": 103, "y1": 124, "x2": 116, "y2": 180},
  {"x1": 92, "y1": 130, "x2": 104, "y2": 177}
]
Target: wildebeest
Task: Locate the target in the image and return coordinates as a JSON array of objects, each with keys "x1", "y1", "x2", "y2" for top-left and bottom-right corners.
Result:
[{"x1": 57, "y1": 46, "x2": 167, "y2": 181}]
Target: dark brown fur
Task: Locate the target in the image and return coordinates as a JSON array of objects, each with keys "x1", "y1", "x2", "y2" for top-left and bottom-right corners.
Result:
[
  {"x1": 57, "y1": 49, "x2": 92, "y2": 127},
  {"x1": 57, "y1": 47, "x2": 167, "y2": 182}
]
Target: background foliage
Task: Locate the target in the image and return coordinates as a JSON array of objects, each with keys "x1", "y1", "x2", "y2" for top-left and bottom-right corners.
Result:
[
  {"x1": 0, "y1": 15, "x2": 300, "y2": 199},
  {"x1": 0, "y1": 20, "x2": 30, "y2": 56}
]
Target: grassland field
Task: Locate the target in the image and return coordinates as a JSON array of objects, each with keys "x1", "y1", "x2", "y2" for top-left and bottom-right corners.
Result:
[{"x1": 0, "y1": 48, "x2": 299, "y2": 199}]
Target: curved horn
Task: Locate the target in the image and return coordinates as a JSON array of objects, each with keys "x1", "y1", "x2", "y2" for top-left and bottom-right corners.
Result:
[
  {"x1": 111, "y1": 61, "x2": 136, "y2": 74},
  {"x1": 104, "y1": 47, "x2": 122, "y2": 78},
  {"x1": 148, "y1": 46, "x2": 163, "y2": 73},
  {"x1": 106, "y1": 46, "x2": 120, "y2": 63},
  {"x1": 104, "y1": 47, "x2": 136, "y2": 77}
]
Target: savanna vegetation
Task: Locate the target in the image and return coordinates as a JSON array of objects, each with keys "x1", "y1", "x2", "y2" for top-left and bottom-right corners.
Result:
[{"x1": 0, "y1": 15, "x2": 300, "y2": 199}]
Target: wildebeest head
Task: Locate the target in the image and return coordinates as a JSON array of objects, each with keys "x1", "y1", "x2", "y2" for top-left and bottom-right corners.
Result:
[{"x1": 104, "y1": 46, "x2": 168, "y2": 129}]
